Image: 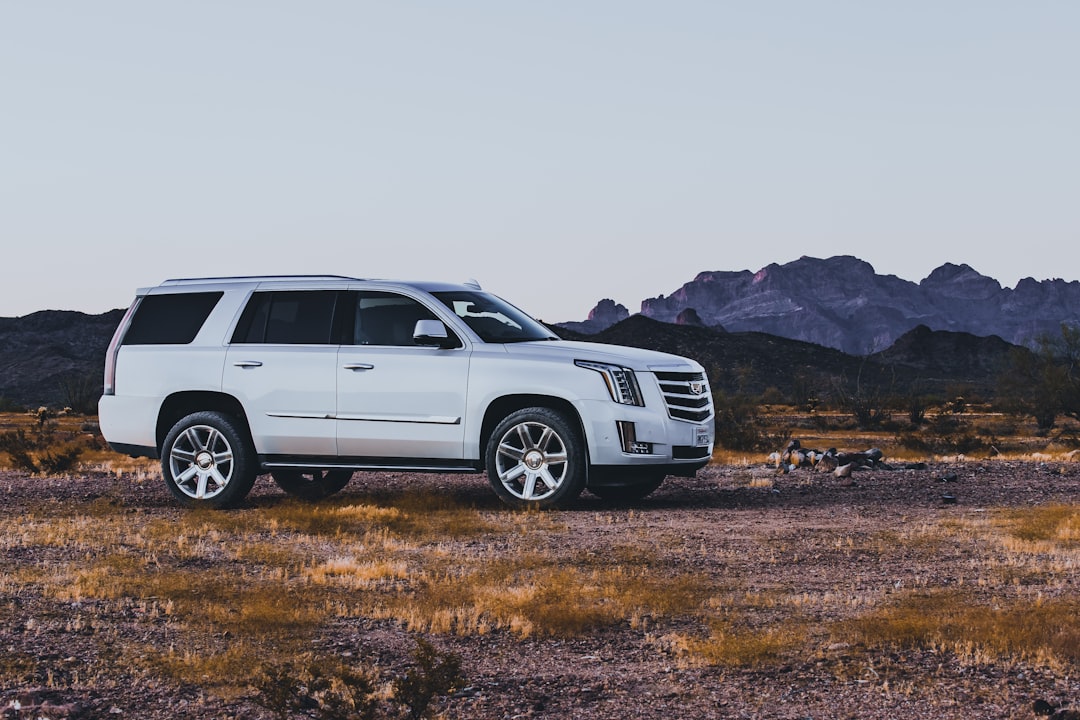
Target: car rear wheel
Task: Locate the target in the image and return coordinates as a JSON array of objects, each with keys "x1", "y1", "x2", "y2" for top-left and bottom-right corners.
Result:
[
  {"x1": 271, "y1": 469, "x2": 353, "y2": 501},
  {"x1": 486, "y1": 407, "x2": 585, "y2": 509},
  {"x1": 161, "y1": 411, "x2": 258, "y2": 508}
]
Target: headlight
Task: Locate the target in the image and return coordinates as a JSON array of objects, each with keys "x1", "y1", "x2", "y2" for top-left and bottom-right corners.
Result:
[{"x1": 575, "y1": 360, "x2": 644, "y2": 406}]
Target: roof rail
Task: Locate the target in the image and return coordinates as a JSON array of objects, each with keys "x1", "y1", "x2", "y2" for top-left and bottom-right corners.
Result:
[{"x1": 160, "y1": 274, "x2": 362, "y2": 285}]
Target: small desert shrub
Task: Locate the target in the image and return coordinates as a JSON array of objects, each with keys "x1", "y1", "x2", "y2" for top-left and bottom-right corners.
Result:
[
  {"x1": 896, "y1": 412, "x2": 988, "y2": 455},
  {"x1": 59, "y1": 373, "x2": 101, "y2": 415},
  {"x1": 0, "y1": 396, "x2": 24, "y2": 412},
  {"x1": 256, "y1": 655, "x2": 378, "y2": 720},
  {"x1": 393, "y1": 638, "x2": 464, "y2": 720},
  {"x1": 1052, "y1": 428, "x2": 1080, "y2": 449},
  {"x1": 0, "y1": 429, "x2": 83, "y2": 474},
  {"x1": 683, "y1": 621, "x2": 806, "y2": 667},
  {"x1": 713, "y1": 393, "x2": 782, "y2": 451},
  {"x1": 758, "y1": 386, "x2": 786, "y2": 406},
  {"x1": 0, "y1": 429, "x2": 38, "y2": 472},
  {"x1": 37, "y1": 444, "x2": 84, "y2": 474}
]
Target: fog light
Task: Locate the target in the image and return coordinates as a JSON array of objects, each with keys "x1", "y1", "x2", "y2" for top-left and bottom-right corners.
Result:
[{"x1": 616, "y1": 421, "x2": 653, "y2": 455}]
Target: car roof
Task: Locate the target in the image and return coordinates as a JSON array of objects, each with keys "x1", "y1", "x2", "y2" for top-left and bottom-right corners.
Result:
[{"x1": 156, "y1": 276, "x2": 484, "y2": 292}]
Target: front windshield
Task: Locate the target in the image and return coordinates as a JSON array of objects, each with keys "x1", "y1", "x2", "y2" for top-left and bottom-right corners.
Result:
[{"x1": 432, "y1": 291, "x2": 557, "y2": 343}]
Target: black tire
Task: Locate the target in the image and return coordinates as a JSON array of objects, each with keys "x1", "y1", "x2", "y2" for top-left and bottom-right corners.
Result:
[
  {"x1": 271, "y1": 469, "x2": 353, "y2": 501},
  {"x1": 485, "y1": 407, "x2": 586, "y2": 509},
  {"x1": 160, "y1": 411, "x2": 258, "y2": 509},
  {"x1": 589, "y1": 474, "x2": 666, "y2": 502}
]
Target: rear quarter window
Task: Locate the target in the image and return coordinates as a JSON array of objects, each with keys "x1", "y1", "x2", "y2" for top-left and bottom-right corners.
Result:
[
  {"x1": 230, "y1": 291, "x2": 340, "y2": 344},
  {"x1": 122, "y1": 292, "x2": 223, "y2": 345}
]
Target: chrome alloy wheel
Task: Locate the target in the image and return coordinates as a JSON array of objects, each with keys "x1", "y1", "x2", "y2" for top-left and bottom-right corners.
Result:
[
  {"x1": 494, "y1": 420, "x2": 569, "y2": 502},
  {"x1": 167, "y1": 424, "x2": 235, "y2": 500}
]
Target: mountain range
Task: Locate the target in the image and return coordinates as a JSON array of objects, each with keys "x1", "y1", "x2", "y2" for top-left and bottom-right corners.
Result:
[
  {"x1": 560, "y1": 256, "x2": 1080, "y2": 355},
  {"x1": 0, "y1": 256, "x2": 1054, "y2": 408}
]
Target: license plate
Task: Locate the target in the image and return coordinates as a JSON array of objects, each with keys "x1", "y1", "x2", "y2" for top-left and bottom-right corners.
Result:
[{"x1": 694, "y1": 425, "x2": 711, "y2": 447}]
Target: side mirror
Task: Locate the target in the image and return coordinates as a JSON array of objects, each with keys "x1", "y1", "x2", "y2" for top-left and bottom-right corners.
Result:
[{"x1": 413, "y1": 319, "x2": 456, "y2": 348}]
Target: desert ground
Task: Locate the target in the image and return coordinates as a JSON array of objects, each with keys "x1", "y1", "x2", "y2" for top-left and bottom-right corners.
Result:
[{"x1": 1, "y1": 452, "x2": 1077, "y2": 719}]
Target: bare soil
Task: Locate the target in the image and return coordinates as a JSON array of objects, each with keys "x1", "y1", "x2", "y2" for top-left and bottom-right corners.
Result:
[{"x1": 2, "y1": 461, "x2": 1078, "y2": 720}]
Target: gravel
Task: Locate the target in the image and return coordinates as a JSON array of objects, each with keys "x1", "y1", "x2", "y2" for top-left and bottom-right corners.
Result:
[{"x1": 1, "y1": 460, "x2": 1077, "y2": 720}]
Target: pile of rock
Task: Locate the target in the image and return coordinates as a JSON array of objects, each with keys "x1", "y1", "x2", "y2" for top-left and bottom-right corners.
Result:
[{"x1": 767, "y1": 439, "x2": 925, "y2": 477}]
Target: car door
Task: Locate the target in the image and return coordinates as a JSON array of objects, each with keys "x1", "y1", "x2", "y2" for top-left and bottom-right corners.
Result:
[
  {"x1": 222, "y1": 289, "x2": 342, "y2": 457},
  {"x1": 336, "y1": 290, "x2": 470, "y2": 459}
]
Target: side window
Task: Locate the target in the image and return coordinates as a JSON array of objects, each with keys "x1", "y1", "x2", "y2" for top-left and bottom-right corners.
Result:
[
  {"x1": 231, "y1": 291, "x2": 340, "y2": 345},
  {"x1": 352, "y1": 292, "x2": 446, "y2": 346},
  {"x1": 123, "y1": 292, "x2": 223, "y2": 345}
]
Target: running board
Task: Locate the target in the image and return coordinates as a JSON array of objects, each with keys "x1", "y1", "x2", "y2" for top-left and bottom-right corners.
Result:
[{"x1": 260, "y1": 456, "x2": 483, "y2": 474}]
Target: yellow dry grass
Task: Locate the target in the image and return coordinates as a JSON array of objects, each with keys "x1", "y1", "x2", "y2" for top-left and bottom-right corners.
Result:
[{"x1": 2, "y1": 410, "x2": 1079, "y2": 696}]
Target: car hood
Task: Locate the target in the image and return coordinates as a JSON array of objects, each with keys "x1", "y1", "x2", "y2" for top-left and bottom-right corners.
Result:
[{"x1": 501, "y1": 340, "x2": 704, "y2": 374}]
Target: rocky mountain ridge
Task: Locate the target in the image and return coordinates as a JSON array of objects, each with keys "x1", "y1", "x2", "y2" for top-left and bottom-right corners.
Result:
[
  {"x1": 562, "y1": 256, "x2": 1080, "y2": 355},
  {"x1": 0, "y1": 291, "x2": 1029, "y2": 408}
]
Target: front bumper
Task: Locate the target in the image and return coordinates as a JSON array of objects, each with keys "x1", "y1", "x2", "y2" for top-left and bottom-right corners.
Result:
[{"x1": 577, "y1": 397, "x2": 714, "y2": 470}]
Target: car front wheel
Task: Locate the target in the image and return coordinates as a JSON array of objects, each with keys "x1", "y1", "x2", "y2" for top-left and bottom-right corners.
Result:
[
  {"x1": 161, "y1": 411, "x2": 258, "y2": 508},
  {"x1": 485, "y1": 407, "x2": 585, "y2": 509}
]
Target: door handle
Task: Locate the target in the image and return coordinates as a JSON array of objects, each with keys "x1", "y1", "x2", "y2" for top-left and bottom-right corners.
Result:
[
  {"x1": 343, "y1": 363, "x2": 375, "y2": 371},
  {"x1": 233, "y1": 361, "x2": 263, "y2": 368}
]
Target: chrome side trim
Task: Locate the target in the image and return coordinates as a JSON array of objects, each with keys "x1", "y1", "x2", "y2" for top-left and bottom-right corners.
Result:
[
  {"x1": 264, "y1": 412, "x2": 460, "y2": 424},
  {"x1": 337, "y1": 413, "x2": 461, "y2": 425}
]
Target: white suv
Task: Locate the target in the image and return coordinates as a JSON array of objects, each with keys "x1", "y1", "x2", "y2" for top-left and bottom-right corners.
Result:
[{"x1": 99, "y1": 276, "x2": 714, "y2": 509}]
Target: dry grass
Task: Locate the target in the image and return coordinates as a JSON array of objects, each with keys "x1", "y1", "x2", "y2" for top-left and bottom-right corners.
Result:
[
  {"x1": 838, "y1": 591, "x2": 1080, "y2": 668},
  {"x1": 366, "y1": 553, "x2": 713, "y2": 638},
  {"x1": 819, "y1": 502, "x2": 1080, "y2": 671},
  {"x1": 997, "y1": 504, "x2": 1079, "y2": 546},
  {"x1": 0, "y1": 493, "x2": 717, "y2": 692},
  {"x1": 3, "y1": 490, "x2": 1078, "y2": 700},
  {"x1": 2, "y1": 409, "x2": 1079, "y2": 708}
]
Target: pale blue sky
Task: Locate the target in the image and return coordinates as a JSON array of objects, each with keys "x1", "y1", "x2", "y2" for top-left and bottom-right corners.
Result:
[{"x1": 2, "y1": 2, "x2": 1077, "y2": 322}]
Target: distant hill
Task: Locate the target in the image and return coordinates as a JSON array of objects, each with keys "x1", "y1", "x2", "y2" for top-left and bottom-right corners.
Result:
[
  {"x1": 561, "y1": 255, "x2": 1080, "y2": 355},
  {"x1": 1, "y1": 305, "x2": 1024, "y2": 409},
  {"x1": 0, "y1": 309, "x2": 124, "y2": 408},
  {"x1": 556, "y1": 315, "x2": 1021, "y2": 401}
]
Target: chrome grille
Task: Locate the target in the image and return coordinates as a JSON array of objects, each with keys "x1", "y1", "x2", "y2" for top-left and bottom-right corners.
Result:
[{"x1": 653, "y1": 371, "x2": 713, "y2": 423}]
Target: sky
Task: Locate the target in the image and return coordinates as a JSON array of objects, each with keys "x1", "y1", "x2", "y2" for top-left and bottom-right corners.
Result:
[{"x1": 2, "y1": 2, "x2": 1078, "y2": 323}]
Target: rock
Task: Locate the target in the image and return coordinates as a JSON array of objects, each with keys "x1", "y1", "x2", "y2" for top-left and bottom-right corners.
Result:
[
  {"x1": 1034, "y1": 699, "x2": 1058, "y2": 716},
  {"x1": 816, "y1": 453, "x2": 839, "y2": 474},
  {"x1": 674, "y1": 308, "x2": 705, "y2": 326},
  {"x1": 557, "y1": 299, "x2": 630, "y2": 334}
]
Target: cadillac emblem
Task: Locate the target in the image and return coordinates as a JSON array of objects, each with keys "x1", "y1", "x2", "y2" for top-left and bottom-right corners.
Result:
[{"x1": 688, "y1": 381, "x2": 706, "y2": 396}]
